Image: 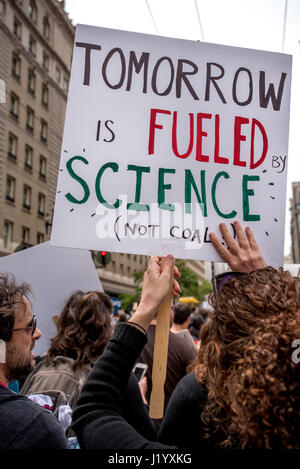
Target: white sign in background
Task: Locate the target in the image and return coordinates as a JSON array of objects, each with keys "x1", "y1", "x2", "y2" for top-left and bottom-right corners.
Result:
[
  {"x1": 51, "y1": 25, "x2": 292, "y2": 266},
  {"x1": 0, "y1": 243, "x2": 103, "y2": 357}
]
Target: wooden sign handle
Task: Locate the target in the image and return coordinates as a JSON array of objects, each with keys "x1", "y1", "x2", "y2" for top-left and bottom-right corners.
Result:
[{"x1": 149, "y1": 260, "x2": 174, "y2": 419}]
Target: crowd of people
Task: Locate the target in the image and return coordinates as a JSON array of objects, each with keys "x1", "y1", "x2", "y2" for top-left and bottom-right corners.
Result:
[{"x1": 0, "y1": 221, "x2": 299, "y2": 449}]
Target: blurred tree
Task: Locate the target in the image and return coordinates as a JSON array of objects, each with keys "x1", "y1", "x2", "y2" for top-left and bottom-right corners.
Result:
[
  {"x1": 120, "y1": 260, "x2": 212, "y2": 311},
  {"x1": 175, "y1": 260, "x2": 212, "y2": 302}
]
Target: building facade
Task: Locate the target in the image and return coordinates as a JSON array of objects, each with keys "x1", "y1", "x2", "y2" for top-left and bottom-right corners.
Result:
[
  {"x1": 291, "y1": 181, "x2": 300, "y2": 263},
  {"x1": 0, "y1": 0, "x2": 74, "y2": 254},
  {"x1": 0, "y1": 0, "x2": 206, "y2": 297}
]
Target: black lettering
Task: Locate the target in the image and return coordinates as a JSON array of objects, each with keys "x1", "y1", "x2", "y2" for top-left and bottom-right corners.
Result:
[
  {"x1": 232, "y1": 67, "x2": 253, "y2": 106},
  {"x1": 102, "y1": 48, "x2": 126, "y2": 89},
  {"x1": 151, "y1": 57, "x2": 174, "y2": 96},
  {"x1": 104, "y1": 120, "x2": 115, "y2": 142},
  {"x1": 126, "y1": 51, "x2": 150, "y2": 93},
  {"x1": 205, "y1": 63, "x2": 227, "y2": 103},
  {"x1": 75, "y1": 42, "x2": 101, "y2": 86},
  {"x1": 176, "y1": 59, "x2": 199, "y2": 100},
  {"x1": 259, "y1": 71, "x2": 287, "y2": 111}
]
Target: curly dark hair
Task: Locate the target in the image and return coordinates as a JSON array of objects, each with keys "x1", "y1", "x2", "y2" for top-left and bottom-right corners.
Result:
[
  {"x1": 0, "y1": 273, "x2": 31, "y2": 342},
  {"x1": 192, "y1": 267, "x2": 300, "y2": 449},
  {"x1": 45, "y1": 290, "x2": 113, "y2": 371}
]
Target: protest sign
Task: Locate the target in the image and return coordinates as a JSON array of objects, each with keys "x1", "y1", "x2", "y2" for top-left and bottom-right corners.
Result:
[
  {"x1": 0, "y1": 243, "x2": 102, "y2": 357},
  {"x1": 50, "y1": 25, "x2": 292, "y2": 266}
]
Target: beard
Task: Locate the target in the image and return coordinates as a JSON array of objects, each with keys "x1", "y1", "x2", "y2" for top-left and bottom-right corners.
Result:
[{"x1": 5, "y1": 342, "x2": 34, "y2": 382}]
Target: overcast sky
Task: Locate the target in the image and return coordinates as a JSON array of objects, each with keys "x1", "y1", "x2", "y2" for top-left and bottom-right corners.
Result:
[{"x1": 64, "y1": 0, "x2": 300, "y2": 256}]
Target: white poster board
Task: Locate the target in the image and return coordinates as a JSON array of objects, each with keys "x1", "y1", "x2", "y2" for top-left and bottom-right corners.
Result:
[
  {"x1": 0, "y1": 243, "x2": 103, "y2": 357},
  {"x1": 51, "y1": 25, "x2": 292, "y2": 267}
]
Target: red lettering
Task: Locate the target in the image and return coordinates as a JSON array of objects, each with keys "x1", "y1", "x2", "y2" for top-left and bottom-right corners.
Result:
[
  {"x1": 214, "y1": 113, "x2": 229, "y2": 164},
  {"x1": 250, "y1": 118, "x2": 268, "y2": 169},
  {"x1": 196, "y1": 112, "x2": 212, "y2": 162},
  {"x1": 233, "y1": 116, "x2": 249, "y2": 167},
  {"x1": 172, "y1": 111, "x2": 194, "y2": 159},
  {"x1": 148, "y1": 108, "x2": 171, "y2": 155}
]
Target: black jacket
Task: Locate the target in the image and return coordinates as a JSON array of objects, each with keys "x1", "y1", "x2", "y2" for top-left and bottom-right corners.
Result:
[{"x1": 0, "y1": 384, "x2": 67, "y2": 449}]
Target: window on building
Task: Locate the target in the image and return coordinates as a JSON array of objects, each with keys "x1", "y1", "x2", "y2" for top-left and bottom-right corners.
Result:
[
  {"x1": 23, "y1": 185, "x2": 31, "y2": 210},
  {"x1": 127, "y1": 266, "x2": 131, "y2": 277},
  {"x1": 298, "y1": 214, "x2": 300, "y2": 236},
  {"x1": 41, "y1": 83, "x2": 49, "y2": 107},
  {"x1": 8, "y1": 133, "x2": 17, "y2": 159},
  {"x1": 29, "y1": 35, "x2": 36, "y2": 56},
  {"x1": 24, "y1": 144, "x2": 33, "y2": 170},
  {"x1": 42, "y1": 51, "x2": 49, "y2": 71},
  {"x1": 43, "y1": 16, "x2": 50, "y2": 39},
  {"x1": 39, "y1": 155, "x2": 46, "y2": 179},
  {"x1": 127, "y1": 254, "x2": 131, "y2": 259},
  {"x1": 0, "y1": 0, "x2": 6, "y2": 16},
  {"x1": 140, "y1": 256, "x2": 143, "y2": 264},
  {"x1": 21, "y1": 226, "x2": 30, "y2": 243},
  {"x1": 26, "y1": 107, "x2": 34, "y2": 132},
  {"x1": 12, "y1": 53, "x2": 21, "y2": 79},
  {"x1": 37, "y1": 232, "x2": 44, "y2": 244},
  {"x1": 13, "y1": 17, "x2": 22, "y2": 39},
  {"x1": 10, "y1": 92, "x2": 19, "y2": 119},
  {"x1": 40, "y1": 119, "x2": 47, "y2": 143},
  {"x1": 120, "y1": 264, "x2": 124, "y2": 275},
  {"x1": 55, "y1": 66, "x2": 61, "y2": 83},
  {"x1": 28, "y1": 0, "x2": 37, "y2": 23},
  {"x1": 5, "y1": 175, "x2": 16, "y2": 203},
  {"x1": 112, "y1": 260, "x2": 116, "y2": 273},
  {"x1": 38, "y1": 193, "x2": 46, "y2": 217},
  {"x1": 27, "y1": 68, "x2": 36, "y2": 95},
  {"x1": 3, "y1": 221, "x2": 13, "y2": 249},
  {"x1": 63, "y1": 76, "x2": 69, "y2": 92}
]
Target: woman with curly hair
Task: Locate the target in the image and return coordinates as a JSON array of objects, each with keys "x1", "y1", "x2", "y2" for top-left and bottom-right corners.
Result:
[{"x1": 159, "y1": 222, "x2": 300, "y2": 449}]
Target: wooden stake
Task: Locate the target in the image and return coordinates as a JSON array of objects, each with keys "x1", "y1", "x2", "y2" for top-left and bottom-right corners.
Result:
[{"x1": 149, "y1": 260, "x2": 173, "y2": 419}]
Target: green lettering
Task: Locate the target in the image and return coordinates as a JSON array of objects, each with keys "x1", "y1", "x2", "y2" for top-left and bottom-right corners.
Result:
[
  {"x1": 242, "y1": 175, "x2": 260, "y2": 221},
  {"x1": 95, "y1": 162, "x2": 121, "y2": 209},
  {"x1": 127, "y1": 165, "x2": 150, "y2": 211},
  {"x1": 158, "y1": 168, "x2": 176, "y2": 211},
  {"x1": 65, "y1": 156, "x2": 90, "y2": 204},
  {"x1": 184, "y1": 169, "x2": 207, "y2": 216},
  {"x1": 211, "y1": 171, "x2": 237, "y2": 218}
]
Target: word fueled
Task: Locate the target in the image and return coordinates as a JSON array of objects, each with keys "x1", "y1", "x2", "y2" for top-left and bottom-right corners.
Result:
[{"x1": 148, "y1": 109, "x2": 268, "y2": 169}]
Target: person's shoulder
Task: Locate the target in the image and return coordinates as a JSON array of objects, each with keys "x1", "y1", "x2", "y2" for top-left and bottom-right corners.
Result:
[
  {"x1": 0, "y1": 388, "x2": 65, "y2": 448},
  {"x1": 175, "y1": 372, "x2": 207, "y2": 402}
]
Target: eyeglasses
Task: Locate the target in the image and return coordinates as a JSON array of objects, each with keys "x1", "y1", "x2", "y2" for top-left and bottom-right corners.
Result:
[
  {"x1": 212, "y1": 271, "x2": 247, "y2": 295},
  {"x1": 12, "y1": 315, "x2": 37, "y2": 336}
]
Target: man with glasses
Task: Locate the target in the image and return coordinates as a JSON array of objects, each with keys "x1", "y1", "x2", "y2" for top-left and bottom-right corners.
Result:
[{"x1": 0, "y1": 273, "x2": 67, "y2": 448}]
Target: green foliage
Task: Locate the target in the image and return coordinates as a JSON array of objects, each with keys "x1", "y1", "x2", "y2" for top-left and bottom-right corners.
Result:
[
  {"x1": 120, "y1": 270, "x2": 144, "y2": 311},
  {"x1": 175, "y1": 260, "x2": 212, "y2": 302},
  {"x1": 120, "y1": 260, "x2": 212, "y2": 310}
]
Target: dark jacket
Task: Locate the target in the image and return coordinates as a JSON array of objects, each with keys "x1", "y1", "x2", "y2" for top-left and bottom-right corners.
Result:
[{"x1": 0, "y1": 384, "x2": 67, "y2": 449}]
